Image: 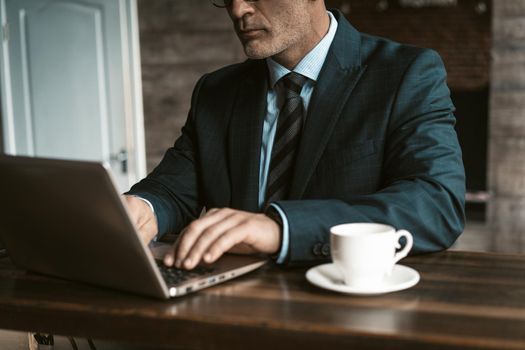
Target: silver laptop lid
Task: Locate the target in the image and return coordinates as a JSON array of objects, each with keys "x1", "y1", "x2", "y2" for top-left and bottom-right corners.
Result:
[{"x1": 0, "y1": 155, "x2": 169, "y2": 298}]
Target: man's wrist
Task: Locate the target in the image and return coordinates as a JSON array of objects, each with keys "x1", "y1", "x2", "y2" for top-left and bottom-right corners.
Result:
[
  {"x1": 131, "y1": 195, "x2": 160, "y2": 242},
  {"x1": 133, "y1": 196, "x2": 155, "y2": 214}
]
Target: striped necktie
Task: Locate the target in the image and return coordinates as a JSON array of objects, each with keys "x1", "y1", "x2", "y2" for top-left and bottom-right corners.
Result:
[{"x1": 265, "y1": 72, "x2": 308, "y2": 204}]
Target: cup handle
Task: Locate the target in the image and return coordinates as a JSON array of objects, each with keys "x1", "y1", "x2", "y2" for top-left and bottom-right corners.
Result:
[{"x1": 393, "y1": 229, "x2": 413, "y2": 265}]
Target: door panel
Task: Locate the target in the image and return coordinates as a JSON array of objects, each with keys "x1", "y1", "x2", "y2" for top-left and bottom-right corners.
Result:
[
  {"x1": 0, "y1": 0, "x2": 145, "y2": 192},
  {"x1": 28, "y1": 2, "x2": 109, "y2": 160}
]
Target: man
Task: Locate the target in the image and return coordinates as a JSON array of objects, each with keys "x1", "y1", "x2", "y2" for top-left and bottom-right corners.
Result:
[{"x1": 125, "y1": 0, "x2": 465, "y2": 269}]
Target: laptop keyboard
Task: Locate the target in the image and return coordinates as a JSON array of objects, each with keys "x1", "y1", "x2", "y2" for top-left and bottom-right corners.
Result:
[{"x1": 156, "y1": 260, "x2": 215, "y2": 285}]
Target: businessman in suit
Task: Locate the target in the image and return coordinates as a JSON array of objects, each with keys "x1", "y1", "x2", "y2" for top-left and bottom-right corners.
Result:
[{"x1": 125, "y1": 0, "x2": 465, "y2": 268}]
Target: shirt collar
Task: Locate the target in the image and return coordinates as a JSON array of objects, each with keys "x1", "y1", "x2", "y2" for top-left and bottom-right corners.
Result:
[{"x1": 266, "y1": 11, "x2": 338, "y2": 88}]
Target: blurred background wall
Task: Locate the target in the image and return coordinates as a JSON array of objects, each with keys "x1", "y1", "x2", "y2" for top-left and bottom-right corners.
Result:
[
  {"x1": 488, "y1": 1, "x2": 525, "y2": 253},
  {"x1": 137, "y1": 0, "x2": 243, "y2": 170}
]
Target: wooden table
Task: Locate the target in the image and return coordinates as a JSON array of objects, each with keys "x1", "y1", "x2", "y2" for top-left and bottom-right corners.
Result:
[{"x1": 0, "y1": 251, "x2": 524, "y2": 350}]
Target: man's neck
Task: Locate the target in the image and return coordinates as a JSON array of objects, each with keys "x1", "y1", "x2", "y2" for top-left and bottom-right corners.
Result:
[{"x1": 272, "y1": 11, "x2": 331, "y2": 70}]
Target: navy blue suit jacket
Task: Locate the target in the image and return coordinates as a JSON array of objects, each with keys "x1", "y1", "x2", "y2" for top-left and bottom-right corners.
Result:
[{"x1": 129, "y1": 10, "x2": 466, "y2": 265}]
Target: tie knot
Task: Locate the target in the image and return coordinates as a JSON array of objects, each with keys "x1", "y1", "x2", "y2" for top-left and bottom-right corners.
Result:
[{"x1": 279, "y1": 72, "x2": 308, "y2": 97}]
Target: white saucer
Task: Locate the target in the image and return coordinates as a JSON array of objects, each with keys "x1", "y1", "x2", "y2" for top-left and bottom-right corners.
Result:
[{"x1": 306, "y1": 263, "x2": 420, "y2": 295}]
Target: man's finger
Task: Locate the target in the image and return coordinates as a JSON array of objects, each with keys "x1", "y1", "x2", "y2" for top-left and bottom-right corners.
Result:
[
  {"x1": 201, "y1": 225, "x2": 249, "y2": 265},
  {"x1": 174, "y1": 208, "x2": 233, "y2": 267},
  {"x1": 163, "y1": 229, "x2": 185, "y2": 267},
  {"x1": 204, "y1": 208, "x2": 220, "y2": 216},
  {"x1": 182, "y1": 214, "x2": 241, "y2": 269}
]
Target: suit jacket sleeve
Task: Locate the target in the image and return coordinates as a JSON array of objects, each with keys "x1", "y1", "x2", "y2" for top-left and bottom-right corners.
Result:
[
  {"x1": 125, "y1": 75, "x2": 208, "y2": 237},
  {"x1": 273, "y1": 49, "x2": 466, "y2": 265}
]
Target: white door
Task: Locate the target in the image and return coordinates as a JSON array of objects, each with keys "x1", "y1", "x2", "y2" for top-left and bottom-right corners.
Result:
[{"x1": 0, "y1": 0, "x2": 146, "y2": 192}]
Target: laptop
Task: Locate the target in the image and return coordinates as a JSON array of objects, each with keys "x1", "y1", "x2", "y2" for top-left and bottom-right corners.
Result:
[{"x1": 0, "y1": 155, "x2": 267, "y2": 299}]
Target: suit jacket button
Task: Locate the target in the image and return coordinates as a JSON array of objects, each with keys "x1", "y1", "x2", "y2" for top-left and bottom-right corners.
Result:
[
  {"x1": 321, "y1": 244, "x2": 330, "y2": 256},
  {"x1": 312, "y1": 243, "x2": 322, "y2": 256}
]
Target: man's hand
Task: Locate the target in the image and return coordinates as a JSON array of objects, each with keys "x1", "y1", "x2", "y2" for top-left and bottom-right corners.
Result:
[
  {"x1": 122, "y1": 195, "x2": 158, "y2": 244},
  {"x1": 164, "y1": 208, "x2": 281, "y2": 270}
]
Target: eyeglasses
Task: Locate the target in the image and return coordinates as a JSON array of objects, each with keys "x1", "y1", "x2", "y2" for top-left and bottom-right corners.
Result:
[{"x1": 210, "y1": 0, "x2": 258, "y2": 8}]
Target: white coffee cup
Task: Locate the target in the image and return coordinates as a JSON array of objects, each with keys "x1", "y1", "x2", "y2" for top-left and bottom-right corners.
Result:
[{"x1": 330, "y1": 223, "x2": 413, "y2": 289}]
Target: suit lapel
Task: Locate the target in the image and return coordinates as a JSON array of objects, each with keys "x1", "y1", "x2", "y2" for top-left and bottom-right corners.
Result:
[
  {"x1": 290, "y1": 11, "x2": 367, "y2": 198},
  {"x1": 228, "y1": 61, "x2": 268, "y2": 212}
]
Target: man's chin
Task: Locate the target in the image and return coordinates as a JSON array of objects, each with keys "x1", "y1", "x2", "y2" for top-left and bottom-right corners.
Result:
[{"x1": 242, "y1": 44, "x2": 274, "y2": 60}]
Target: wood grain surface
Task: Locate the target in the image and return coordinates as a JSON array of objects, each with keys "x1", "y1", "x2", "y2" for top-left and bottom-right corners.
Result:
[{"x1": 0, "y1": 251, "x2": 524, "y2": 349}]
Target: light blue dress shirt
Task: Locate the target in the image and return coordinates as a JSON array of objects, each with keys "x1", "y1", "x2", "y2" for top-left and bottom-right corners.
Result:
[
  {"x1": 261, "y1": 11, "x2": 338, "y2": 264},
  {"x1": 139, "y1": 12, "x2": 338, "y2": 260}
]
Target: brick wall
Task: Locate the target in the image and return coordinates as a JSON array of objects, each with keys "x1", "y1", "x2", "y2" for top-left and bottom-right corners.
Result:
[
  {"x1": 326, "y1": 0, "x2": 492, "y2": 90},
  {"x1": 488, "y1": 0, "x2": 525, "y2": 253},
  {"x1": 137, "y1": 0, "x2": 244, "y2": 170}
]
